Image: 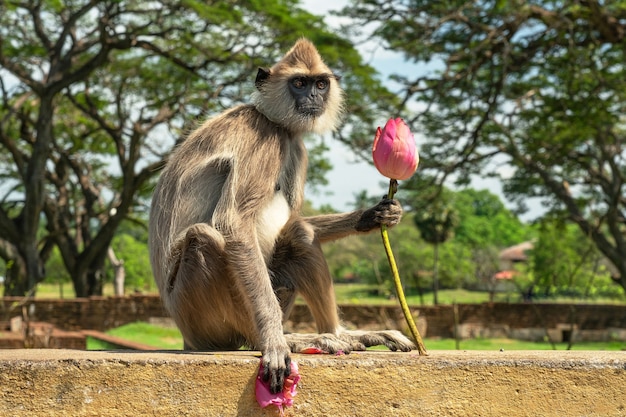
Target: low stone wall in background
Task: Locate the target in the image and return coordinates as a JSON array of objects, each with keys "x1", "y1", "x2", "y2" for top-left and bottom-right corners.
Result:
[{"x1": 2, "y1": 295, "x2": 626, "y2": 342}]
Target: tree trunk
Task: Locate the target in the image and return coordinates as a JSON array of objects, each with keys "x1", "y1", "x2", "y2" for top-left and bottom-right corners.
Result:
[
  {"x1": 87, "y1": 269, "x2": 104, "y2": 296},
  {"x1": 433, "y1": 243, "x2": 439, "y2": 305},
  {"x1": 0, "y1": 241, "x2": 28, "y2": 296},
  {"x1": 108, "y1": 247, "x2": 125, "y2": 296},
  {"x1": 413, "y1": 271, "x2": 425, "y2": 306},
  {"x1": 20, "y1": 94, "x2": 55, "y2": 294},
  {"x1": 3, "y1": 258, "x2": 28, "y2": 296}
]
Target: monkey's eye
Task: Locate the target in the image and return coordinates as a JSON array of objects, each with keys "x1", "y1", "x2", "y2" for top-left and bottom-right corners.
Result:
[
  {"x1": 316, "y1": 79, "x2": 329, "y2": 90},
  {"x1": 291, "y1": 78, "x2": 306, "y2": 89}
]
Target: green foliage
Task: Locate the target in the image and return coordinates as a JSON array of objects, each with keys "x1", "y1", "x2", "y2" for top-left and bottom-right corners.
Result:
[
  {"x1": 305, "y1": 136, "x2": 333, "y2": 189},
  {"x1": 527, "y1": 221, "x2": 621, "y2": 300},
  {"x1": 321, "y1": 183, "x2": 622, "y2": 301},
  {"x1": 452, "y1": 189, "x2": 529, "y2": 248},
  {"x1": 340, "y1": 0, "x2": 626, "y2": 292},
  {"x1": 413, "y1": 204, "x2": 458, "y2": 245},
  {"x1": 323, "y1": 202, "x2": 483, "y2": 298},
  {"x1": 43, "y1": 248, "x2": 72, "y2": 285},
  {"x1": 109, "y1": 234, "x2": 154, "y2": 292}
]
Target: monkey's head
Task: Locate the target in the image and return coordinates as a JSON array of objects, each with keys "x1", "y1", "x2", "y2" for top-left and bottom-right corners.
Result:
[{"x1": 252, "y1": 38, "x2": 344, "y2": 135}]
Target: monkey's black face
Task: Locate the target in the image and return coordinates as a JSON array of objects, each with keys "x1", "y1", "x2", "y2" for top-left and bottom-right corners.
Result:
[{"x1": 288, "y1": 75, "x2": 330, "y2": 117}]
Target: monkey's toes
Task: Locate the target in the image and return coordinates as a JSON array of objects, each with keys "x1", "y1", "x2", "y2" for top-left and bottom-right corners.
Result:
[
  {"x1": 285, "y1": 333, "x2": 360, "y2": 354},
  {"x1": 377, "y1": 331, "x2": 416, "y2": 352},
  {"x1": 261, "y1": 348, "x2": 292, "y2": 394},
  {"x1": 345, "y1": 329, "x2": 416, "y2": 352}
]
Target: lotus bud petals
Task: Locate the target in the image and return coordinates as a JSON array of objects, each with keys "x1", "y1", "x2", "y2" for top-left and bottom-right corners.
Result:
[{"x1": 372, "y1": 118, "x2": 419, "y2": 181}]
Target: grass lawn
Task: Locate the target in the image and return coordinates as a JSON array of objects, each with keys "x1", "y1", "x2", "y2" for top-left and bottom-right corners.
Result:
[
  {"x1": 332, "y1": 285, "x2": 497, "y2": 305},
  {"x1": 86, "y1": 322, "x2": 625, "y2": 351},
  {"x1": 86, "y1": 322, "x2": 184, "y2": 350},
  {"x1": 424, "y1": 337, "x2": 625, "y2": 351},
  {"x1": 332, "y1": 284, "x2": 625, "y2": 306}
]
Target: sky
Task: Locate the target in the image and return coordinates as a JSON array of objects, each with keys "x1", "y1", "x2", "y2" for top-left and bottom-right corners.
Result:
[{"x1": 299, "y1": 0, "x2": 545, "y2": 221}]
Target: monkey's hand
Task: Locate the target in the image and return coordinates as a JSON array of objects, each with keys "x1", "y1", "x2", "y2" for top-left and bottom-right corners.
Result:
[
  {"x1": 355, "y1": 198, "x2": 402, "y2": 232},
  {"x1": 261, "y1": 343, "x2": 292, "y2": 394}
]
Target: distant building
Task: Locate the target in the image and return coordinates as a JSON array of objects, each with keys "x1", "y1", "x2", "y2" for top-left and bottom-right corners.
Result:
[{"x1": 499, "y1": 241, "x2": 534, "y2": 271}]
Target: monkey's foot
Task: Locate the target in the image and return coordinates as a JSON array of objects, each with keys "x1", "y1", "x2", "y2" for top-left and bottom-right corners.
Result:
[
  {"x1": 340, "y1": 329, "x2": 416, "y2": 352},
  {"x1": 285, "y1": 332, "x2": 366, "y2": 354},
  {"x1": 260, "y1": 343, "x2": 293, "y2": 395},
  {"x1": 285, "y1": 330, "x2": 415, "y2": 354}
]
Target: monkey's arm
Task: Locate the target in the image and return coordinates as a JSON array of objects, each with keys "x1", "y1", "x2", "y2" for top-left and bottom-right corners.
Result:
[
  {"x1": 305, "y1": 198, "x2": 402, "y2": 243},
  {"x1": 212, "y1": 168, "x2": 293, "y2": 394}
]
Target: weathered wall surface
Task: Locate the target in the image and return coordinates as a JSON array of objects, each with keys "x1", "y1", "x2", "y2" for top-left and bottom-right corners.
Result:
[
  {"x1": 0, "y1": 349, "x2": 624, "y2": 417},
  {"x1": 3, "y1": 296, "x2": 626, "y2": 341},
  {"x1": 1, "y1": 295, "x2": 168, "y2": 331}
]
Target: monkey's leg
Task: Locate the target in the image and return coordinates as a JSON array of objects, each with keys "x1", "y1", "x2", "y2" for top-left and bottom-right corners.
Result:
[
  {"x1": 271, "y1": 220, "x2": 415, "y2": 353},
  {"x1": 164, "y1": 223, "x2": 254, "y2": 351},
  {"x1": 270, "y1": 220, "x2": 367, "y2": 353},
  {"x1": 270, "y1": 220, "x2": 340, "y2": 331}
]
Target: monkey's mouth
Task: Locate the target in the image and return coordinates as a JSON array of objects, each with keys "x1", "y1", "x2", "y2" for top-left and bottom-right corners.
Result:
[{"x1": 298, "y1": 106, "x2": 323, "y2": 117}]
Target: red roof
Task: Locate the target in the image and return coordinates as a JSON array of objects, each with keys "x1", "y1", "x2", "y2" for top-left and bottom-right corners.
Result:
[{"x1": 493, "y1": 270, "x2": 518, "y2": 280}]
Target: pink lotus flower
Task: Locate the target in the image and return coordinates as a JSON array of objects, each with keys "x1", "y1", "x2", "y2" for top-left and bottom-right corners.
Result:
[
  {"x1": 372, "y1": 117, "x2": 428, "y2": 355},
  {"x1": 255, "y1": 360, "x2": 300, "y2": 415},
  {"x1": 372, "y1": 118, "x2": 419, "y2": 180}
]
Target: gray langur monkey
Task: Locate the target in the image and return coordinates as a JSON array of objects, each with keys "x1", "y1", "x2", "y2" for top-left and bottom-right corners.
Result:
[{"x1": 148, "y1": 39, "x2": 415, "y2": 394}]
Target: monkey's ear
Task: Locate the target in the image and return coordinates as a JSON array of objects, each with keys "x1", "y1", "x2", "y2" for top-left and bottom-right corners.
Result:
[{"x1": 255, "y1": 67, "x2": 271, "y2": 90}]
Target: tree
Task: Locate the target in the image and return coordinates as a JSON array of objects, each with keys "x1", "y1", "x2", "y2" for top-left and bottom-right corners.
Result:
[
  {"x1": 530, "y1": 219, "x2": 620, "y2": 299},
  {"x1": 413, "y1": 197, "x2": 459, "y2": 305},
  {"x1": 0, "y1": 0, "x2": 396, "y2": 296},
  {"x1": 452, "y1": 189, "x2": 529, "y2": 249},
  {"x1": 342, "y1": 0, "x2": 626, "y2": 293}
]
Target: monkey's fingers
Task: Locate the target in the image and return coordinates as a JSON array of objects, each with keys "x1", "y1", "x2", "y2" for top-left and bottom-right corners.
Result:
[
  {"x1": 357, "y1": 199, "x2": 402, "y2": 231},
  {"x1": 376, "y1": 199, "x2": 402, "y2": 226},
  {"x1": 261, "y1": 349, "x2": 292, "y2": 394}
]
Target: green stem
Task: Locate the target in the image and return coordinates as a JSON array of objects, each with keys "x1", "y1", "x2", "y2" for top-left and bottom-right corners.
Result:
[{"x1": 381, "y1": 179, "x2": 428, "y2": 355}]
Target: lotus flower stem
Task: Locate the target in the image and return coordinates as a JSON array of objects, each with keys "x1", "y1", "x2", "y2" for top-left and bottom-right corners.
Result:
[{"x1": 381, "y1": 179, "x2": 428, "y2": 355}]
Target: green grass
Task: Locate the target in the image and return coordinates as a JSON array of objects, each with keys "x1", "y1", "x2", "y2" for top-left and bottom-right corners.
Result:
[
  {"x1": 87, "y1": 322, "x2": 183, "y2": 350},
  {"x1": 86, "y1": 322, "x2": 625, "y2": 351},
  {"x1": 86, "y1": 338, "x2": 123, "y2": 350},
  {"x1": 331, "y1": 284, "x2": 624, "y2": 306},
  {"x1": 332, "y1": 285, "x2": 496, "y2": 305},
  {"x1": 15, "y1": 282, "x2": 158, "y2": 299},
  {"x1": 423, "y1": 337, "x2": 625, "y2": 351},
  {"x1": 332, "y1": 284, "x2": 517, "y2": 305}
]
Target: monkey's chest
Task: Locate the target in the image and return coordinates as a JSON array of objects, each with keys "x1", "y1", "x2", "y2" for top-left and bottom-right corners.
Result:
[{"x1": 256, "y1": 191, "x2": 291, "y2": 260}]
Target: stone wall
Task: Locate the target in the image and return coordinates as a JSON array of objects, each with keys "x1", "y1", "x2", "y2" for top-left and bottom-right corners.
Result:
[
  {"x1": 1, "y1": 295, "x2": 168, "y2": 332},
  {"x1": 2, "y1": 295, "x2": 626, "y2": 341},
  {"x1": 2, "y1": 350, "x2": 625, "y2": 417}
]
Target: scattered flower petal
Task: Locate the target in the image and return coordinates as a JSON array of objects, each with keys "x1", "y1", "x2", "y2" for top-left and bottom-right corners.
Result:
[
  {"x1": 300, "y1": 347, "x2": 326, "y2": 354},
  {"x1": 255, "y1": 360, "x2": 300, "y2": 414}
]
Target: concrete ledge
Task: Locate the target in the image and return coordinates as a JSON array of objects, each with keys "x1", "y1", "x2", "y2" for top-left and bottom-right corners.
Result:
[{"x1": 0, "y1": 349, "x2": 625, "y2": 416}]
